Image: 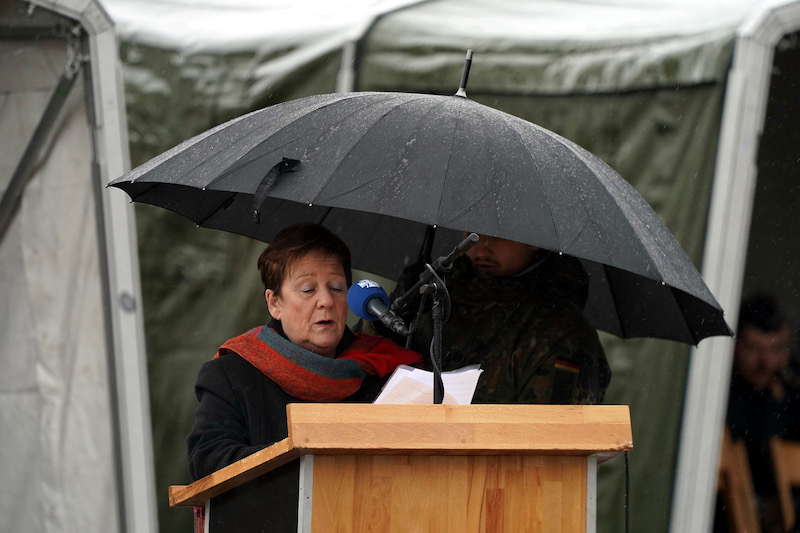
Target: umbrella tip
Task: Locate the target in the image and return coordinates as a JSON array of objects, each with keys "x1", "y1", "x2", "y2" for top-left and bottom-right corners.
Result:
[{"x1": 454, "y1": 49, "x2": 473, "y2": 98}]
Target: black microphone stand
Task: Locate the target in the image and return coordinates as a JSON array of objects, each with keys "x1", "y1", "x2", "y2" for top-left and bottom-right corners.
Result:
[
  {"x1": 419, "y1": 268, "x2": 448, "y2": 404},
  {"x1": 391, "y1": 233, "x2": 480, "y2": 405}
]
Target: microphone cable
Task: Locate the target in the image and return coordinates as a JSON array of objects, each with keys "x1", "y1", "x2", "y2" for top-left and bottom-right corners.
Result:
[
  {"x1": 624, "y1": 451, "x2": 630, "y2": 533},
  {"x1": 423, "y1": 264, "x2": 451, "y2": 322}
]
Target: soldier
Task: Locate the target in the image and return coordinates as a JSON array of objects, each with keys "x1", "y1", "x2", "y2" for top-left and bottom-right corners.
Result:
[
  {"x1": 392, "y1": 234, "x2": 611, "y2": 404},
  {"x1": 724, "y1": 294, "x2": 798, "y2": 532}
]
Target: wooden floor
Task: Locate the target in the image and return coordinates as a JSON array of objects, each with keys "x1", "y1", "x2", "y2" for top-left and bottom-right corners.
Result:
[{"x1": 312, "y1": 455, "x2": 587, "y2": 533}]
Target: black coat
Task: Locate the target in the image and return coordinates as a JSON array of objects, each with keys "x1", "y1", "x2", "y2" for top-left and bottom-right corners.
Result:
[
  {"x1": 187, "y1": 334, "x2": 386, "y2": 480},
  {"x1": 726, "y1": 373, "x2": 800, "y2": 495}
]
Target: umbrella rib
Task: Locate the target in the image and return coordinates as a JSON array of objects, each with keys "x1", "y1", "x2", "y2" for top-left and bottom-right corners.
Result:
[
  {"x1": 434, "y1": 102, "x2": 463, "y2": 225},
  {"x1": 444, "y1": 188, "x2": 495, "y2": 225},
  {"x1": 128, "y1": 182, "x2": 161, "y2": 201},
  {"x1": 315, "y1": 94, "x2": 437, "y2": 203},
  {"x1": 441, "y1": 101, "x2": 521, "y2": 227},
  {"x1": 495, "y1": 112, "x2": 563, "y2": 248},
  {"x1": 476, "y1": 108, "x2": 505, "y2": 233},
  {"x1": 604, "y1": 264, "x2": 628, "y2": 339},
  {"x1": 316, "y1": 207, "x2": 333, "y2": 226},
  {"x1": 562, "y1": 218, "x2": 591, "y2": 252},
  {"x1": 196, "y1": 191, "x2": 238, "y2": 226},
  {"x1": 318, "y1": 171, "x2": 394, "y2": 202},
  {"x1": 670, "y1": 286, "x2": 699, "y2": 346}
]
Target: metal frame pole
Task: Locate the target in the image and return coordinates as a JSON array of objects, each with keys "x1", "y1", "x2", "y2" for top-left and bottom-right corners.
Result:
[{"x1": 30, "y1": 2, "x2": 158, "y2": 532}]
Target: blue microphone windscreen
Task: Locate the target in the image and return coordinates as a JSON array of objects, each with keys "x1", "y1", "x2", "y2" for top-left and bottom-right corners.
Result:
[{"x1": 347, "y1": 280, "x2": 389, "y2": 321}]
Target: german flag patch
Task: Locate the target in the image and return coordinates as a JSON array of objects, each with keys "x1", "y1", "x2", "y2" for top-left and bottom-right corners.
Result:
[{"x1": 554, "y1": 359, "x2": 580, "y2": 374}]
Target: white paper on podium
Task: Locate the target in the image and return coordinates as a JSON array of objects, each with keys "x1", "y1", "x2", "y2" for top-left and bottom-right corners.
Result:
[{"x1": 373, "y1": 364, "x2": 483, "y2": 405}]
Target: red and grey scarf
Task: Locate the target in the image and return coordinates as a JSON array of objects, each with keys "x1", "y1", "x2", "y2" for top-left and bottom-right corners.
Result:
[{"x1": 215, "y1": 325, "x2": 421, "y2": 401}]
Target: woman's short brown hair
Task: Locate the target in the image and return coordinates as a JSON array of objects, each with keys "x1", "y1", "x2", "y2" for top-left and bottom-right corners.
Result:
[{"x1": 257, "y1": 223, "x2": 352, "y2": 294}]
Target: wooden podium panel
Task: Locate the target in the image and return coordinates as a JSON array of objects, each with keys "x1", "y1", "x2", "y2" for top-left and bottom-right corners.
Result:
[
  {"x1": 289, "y1": 404, "x2": 631, "y2": 455},
  {"x1": 170, "y1": 405, "x2": 631, "y2": 533},
  {"x1": 312, "y1": 455, "x2": 587, "y2": 533}
]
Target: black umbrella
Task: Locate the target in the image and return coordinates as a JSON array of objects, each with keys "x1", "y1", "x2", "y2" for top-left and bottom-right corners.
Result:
[{"x1": 110, "y1": 91, "x2": 731, "y2": 344}]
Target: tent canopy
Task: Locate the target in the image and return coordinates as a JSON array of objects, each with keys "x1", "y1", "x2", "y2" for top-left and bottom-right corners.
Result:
[
  {"x1": 101, "y1": 2, "x2": 793, "y2": 533},
  {"x1": 359, "y1": 0, "x2": 756, "y2": 92},
  {"x1": 107, "y1": 0, "x2": 764, "y2": 95}
]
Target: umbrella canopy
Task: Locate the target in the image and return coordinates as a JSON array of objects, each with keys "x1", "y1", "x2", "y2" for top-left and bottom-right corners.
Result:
[{"x1": 110, "y1": 91, "x2": 731, "y2": 344}]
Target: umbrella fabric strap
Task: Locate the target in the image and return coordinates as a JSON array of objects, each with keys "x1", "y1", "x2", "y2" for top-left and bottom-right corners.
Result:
[{"x1": 214, "y1": 325, "x2": 421, "y2": 401}]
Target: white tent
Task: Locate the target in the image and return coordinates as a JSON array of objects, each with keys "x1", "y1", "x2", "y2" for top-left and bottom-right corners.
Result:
[
  {"x1": 14, "y1": 0, "x2": 793, "y2": 531},
  {"x1": 0, "y1": 1, "x2": 154, "y2": 531}
]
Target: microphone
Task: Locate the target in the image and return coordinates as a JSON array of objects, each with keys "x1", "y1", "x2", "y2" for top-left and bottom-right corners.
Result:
[{"x1": 347, "y1": 280, "x2": 409, "y2": 336}]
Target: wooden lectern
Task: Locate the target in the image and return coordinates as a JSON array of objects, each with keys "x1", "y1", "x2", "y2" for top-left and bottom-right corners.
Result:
[{"x1": 170, "y1": 404, "x2": 632, "y2": 533}]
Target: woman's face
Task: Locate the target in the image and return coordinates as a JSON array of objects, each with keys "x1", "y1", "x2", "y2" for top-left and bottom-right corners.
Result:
[{"x1": 265, "y1": 250, "x2": 348, "y2": 357}]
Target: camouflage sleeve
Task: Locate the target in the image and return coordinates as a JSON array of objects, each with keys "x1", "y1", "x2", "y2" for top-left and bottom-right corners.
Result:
[
  {"x1": 514, "y1": 327, "x2": 610, "y2": 405},
  {"x1": 570, "y1": 340, "x2": 611, "y2": 404}
]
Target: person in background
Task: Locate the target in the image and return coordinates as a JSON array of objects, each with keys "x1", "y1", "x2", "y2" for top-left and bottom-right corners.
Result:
[
  {"x1": 187, "y1": 223, "x2": 421, "y2": 480},
  {"x1": 389, "y1": 233, "x2": 610, "y2": 405},
  {"x1": 726, "y1": 293, "x2": 799, "y2": 532}
]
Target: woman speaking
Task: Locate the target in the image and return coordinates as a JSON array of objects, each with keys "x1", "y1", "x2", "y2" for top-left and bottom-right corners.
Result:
[{"x1": 187, "y1": 223, "x2": 421, "y2": 479}]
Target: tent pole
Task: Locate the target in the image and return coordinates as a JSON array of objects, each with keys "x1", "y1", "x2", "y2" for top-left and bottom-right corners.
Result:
[
  {"x1": 336, "y1": 0, "x2": 434, "y2": 93},
  {"x1": 86, "y1": 24, "x2": 159, "y2": 533},
  {"x1": 30, "y1": 1, "x2": 159, "y2": 531}
]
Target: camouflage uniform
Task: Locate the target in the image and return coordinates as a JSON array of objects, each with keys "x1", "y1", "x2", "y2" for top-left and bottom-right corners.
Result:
[{"x1": 393, "y1": 252, "x2": 610, "y2": 404}]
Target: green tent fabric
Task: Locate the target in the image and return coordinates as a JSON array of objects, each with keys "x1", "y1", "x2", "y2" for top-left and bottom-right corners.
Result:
[{"x1": 108, "y1": 1, "x2": 766, "y2": 531}]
